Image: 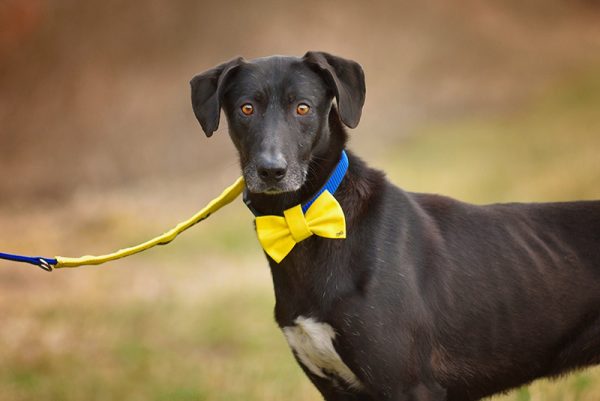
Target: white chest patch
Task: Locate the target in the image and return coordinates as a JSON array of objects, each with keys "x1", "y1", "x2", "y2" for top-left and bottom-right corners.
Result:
[{"x1": 282, "y1": 316, "x2": 363, "y2": 389}]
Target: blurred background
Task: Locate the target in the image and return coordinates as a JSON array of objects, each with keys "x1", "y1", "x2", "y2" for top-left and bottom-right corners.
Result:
[{"x1": 1, "y1": 0, "x2": 599, "y2": 400}]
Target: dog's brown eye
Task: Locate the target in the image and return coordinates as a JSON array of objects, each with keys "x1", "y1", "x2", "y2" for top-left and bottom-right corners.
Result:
[
  {"x1": 296, "y1": 103, "x2": 310, "y2": 115},
  {"x1": 241, "y1": 103, "x2": 254, "y2": 116}
]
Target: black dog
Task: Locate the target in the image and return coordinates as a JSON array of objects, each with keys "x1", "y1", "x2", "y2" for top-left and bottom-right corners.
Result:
[{"x1": 190, "y1": 52, "x2": 600, "y2": 401}]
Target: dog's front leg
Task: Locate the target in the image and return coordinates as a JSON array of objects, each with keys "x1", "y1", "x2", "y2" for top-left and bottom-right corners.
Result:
[
  {"x1": 300, "y1": 362, "x2": 447, "y2": 401},
  {"x1": 390, "y1": 382, "x2": 447, "y2": 401},
  {"x1": 300, "y1": 365, "x2": 375, "y2": 401}
]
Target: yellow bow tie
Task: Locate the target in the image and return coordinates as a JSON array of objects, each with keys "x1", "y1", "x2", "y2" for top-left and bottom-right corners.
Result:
[{"x1": 255, "y1": 190, "x2": 346, "y2": 263}]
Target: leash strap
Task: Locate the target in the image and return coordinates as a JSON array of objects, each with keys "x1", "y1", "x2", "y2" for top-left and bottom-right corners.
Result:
[
  {"x1": 0, "y1": 177, "x2": 245, "y2": 271},
  {"x1": 0, "y1": 253, "x2": 57, "y2": 271}
]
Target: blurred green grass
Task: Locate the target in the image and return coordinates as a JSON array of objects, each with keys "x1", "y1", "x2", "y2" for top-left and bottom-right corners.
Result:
[
  {"x1": 1, "y1": 69, "x2": 599, "y2": 401},
  {"x1": 383, "y1": 68, "x2": 600, "y2": 204}
]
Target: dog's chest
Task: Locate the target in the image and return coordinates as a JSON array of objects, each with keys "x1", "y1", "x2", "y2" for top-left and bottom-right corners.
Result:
[{"x1": 282, "y1": 316, "x2": 363, "y2": 389}]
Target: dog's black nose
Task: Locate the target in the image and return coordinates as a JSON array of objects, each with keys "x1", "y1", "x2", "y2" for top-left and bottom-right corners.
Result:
[{"x1": 257, "y1": 156, "x2": 287, "y2": 182}]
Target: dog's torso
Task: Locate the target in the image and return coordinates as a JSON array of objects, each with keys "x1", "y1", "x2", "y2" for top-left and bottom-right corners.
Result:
[{"x1": 269, "y1": 153, "x2": 600, "y2": 401}]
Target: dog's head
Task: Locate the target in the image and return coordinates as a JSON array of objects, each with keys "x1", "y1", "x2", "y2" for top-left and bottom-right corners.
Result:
[{"x1": 190, "y1": 51, "x2": 365, "y2": 194}]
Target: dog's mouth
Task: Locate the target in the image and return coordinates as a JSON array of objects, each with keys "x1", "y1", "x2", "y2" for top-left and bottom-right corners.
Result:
[
  {"x1": 263, "y1": 187, "x2": 288, "y2": 195},
  {"x1": 243, "y1": 164, "x2": 307, "y2": 195},
  {"x1": 245, "y1": 181, "x2": 301, "y2": 195}
]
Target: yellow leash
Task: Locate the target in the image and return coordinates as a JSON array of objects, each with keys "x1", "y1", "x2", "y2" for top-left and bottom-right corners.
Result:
[
  {"x1": 1, "y1": 150, "x2": 350, "y2": 270},
  {"x1": 53, "y1": 177, "x2": 244, "y2": 269}
]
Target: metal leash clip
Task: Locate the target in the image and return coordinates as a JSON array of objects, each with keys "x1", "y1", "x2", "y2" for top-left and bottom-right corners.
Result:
[{"x1": 38, "y1": 259, "x2": 54, "y2": 272}]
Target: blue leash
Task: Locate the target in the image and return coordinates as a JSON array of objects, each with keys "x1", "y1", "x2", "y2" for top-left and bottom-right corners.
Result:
[{"x1": 0, "y1": 252, "x2": 58, "y2": 271}]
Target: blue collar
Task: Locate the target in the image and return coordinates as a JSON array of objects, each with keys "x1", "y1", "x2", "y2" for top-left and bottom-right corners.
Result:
[
  {"x1": 244, "y1": 150, "x2": 349, "y2": 216},
  {"x1": 301, "y1": 150, "x2": 348, "y2": 212}
]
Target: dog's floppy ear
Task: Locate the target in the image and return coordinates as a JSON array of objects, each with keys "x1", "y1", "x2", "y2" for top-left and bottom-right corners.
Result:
[
  {"x1": 302, "y1": 51, "x2": 366, "y2": 128},
  {"x1": 190, "y1": 57, "x2": 244, "y2": 137}
]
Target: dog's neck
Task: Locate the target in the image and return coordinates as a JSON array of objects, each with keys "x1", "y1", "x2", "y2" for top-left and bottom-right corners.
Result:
[{"x1": 245, "y1": 109, "x2": 348, "y2": 216}]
